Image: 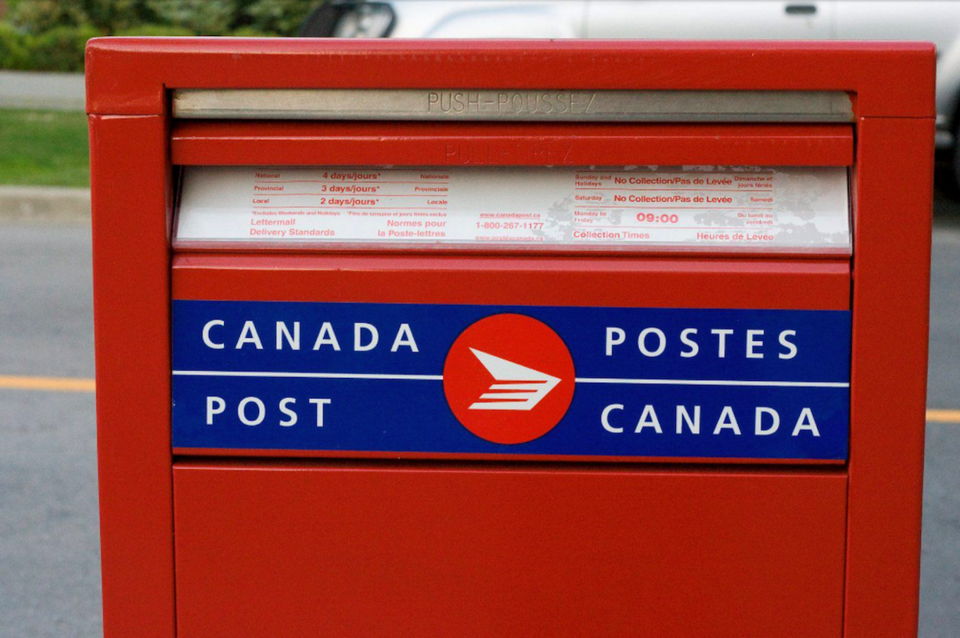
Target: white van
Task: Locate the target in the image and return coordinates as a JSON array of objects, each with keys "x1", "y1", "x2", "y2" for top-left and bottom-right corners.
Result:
[{"x1": 304, "y1": 0, "x2": 960, "y2": 181}]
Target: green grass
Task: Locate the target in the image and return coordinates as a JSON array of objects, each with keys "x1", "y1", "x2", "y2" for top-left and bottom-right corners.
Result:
[{"x1": 0, "y1": 109, "x2": 89, "y2": 187}]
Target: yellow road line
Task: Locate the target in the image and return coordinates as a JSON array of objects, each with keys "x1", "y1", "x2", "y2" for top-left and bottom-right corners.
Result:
[
  {"x1": 0, "y1": 375, "x2": 95, "y2": 393},
  {"x1": 0, "y1": 374, "x2": 959, "y2": 424},
  {"x1": 926, "y1": 409, "x2": 960, "y2": 423}
]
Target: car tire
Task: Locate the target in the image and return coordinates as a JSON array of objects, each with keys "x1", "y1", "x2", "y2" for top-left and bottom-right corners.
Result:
[
  {"x1": 951, "y1": 119, "x2": 960, "y2": 194},
  {"x1": 951, "y1": 134, "x2": 960, "y2": 195}
]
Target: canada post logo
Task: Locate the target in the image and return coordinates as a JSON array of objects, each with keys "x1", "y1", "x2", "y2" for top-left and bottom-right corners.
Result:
[
  {"x1": 443, "y1": 314, "x2": 575, "y2": 444},
  {"x1": 171, "y1": 300, "x2": 851, "y2": 460}
]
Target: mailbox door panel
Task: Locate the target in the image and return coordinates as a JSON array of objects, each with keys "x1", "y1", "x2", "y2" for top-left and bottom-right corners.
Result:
[
  {"x1": 174, "y1": 463, "x2": 846, "y2": 638},
  {"x1": 171, "y1": 257, "x2": 851, "y2": 465}
]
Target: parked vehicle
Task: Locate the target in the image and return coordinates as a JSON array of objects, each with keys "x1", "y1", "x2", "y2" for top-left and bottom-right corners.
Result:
[{"x1": 303, "y1": 0, "x2": 960, "y2": 182}]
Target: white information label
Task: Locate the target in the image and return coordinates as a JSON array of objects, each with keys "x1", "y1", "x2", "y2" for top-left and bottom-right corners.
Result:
[{"x1": 176, "y1": 166, "x2": 850, "y2": 251}]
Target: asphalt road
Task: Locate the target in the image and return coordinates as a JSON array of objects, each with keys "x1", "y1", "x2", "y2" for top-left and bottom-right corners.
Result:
[{"x1": 0, "y1": 212, "x2": 958, "y2": 637}]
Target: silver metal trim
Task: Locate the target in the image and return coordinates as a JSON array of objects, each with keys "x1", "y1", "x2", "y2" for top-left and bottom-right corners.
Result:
[{"x1": 172, "y1": 89, "x2": 853, "y2": 123}]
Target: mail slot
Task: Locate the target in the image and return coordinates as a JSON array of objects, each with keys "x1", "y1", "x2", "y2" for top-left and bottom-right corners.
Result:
[{"x1": 87, "y1": 39, "x2": 933, "y2": 638}]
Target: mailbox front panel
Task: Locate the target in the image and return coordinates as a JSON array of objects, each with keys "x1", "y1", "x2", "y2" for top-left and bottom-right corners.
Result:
[
  {"x1": 172, "y1": 256, "x2": 850, "y2": 464},
  {"x1": 174, "y1": 462, "x2": 847, "y2": 638}
]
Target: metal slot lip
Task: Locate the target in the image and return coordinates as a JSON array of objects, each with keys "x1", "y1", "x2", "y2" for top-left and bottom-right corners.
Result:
[{"x1": 172, "y1": 89, "x2": 854, "y2": 123}]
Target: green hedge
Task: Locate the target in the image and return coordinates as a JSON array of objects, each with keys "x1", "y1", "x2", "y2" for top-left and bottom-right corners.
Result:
[
  {"x1": 0, "y1": 0, "x2": 318, "y2": 72},
  {"x1": 112, "y1": 24, "x2": 196, "y2": 37},
  {"x1": 0, "y1": 23, "x2": 32, "y2": 70},
  {"x1": 0, "y1": 24, "x2": 102, "y2": 72},
  {"x1": 32, "y1": 25, "x2": 102, "y2": 72}
]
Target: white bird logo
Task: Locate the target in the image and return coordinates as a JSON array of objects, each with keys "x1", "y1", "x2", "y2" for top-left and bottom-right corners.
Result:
[{"x1": 468, "y1": 348, "x2": 561, "y2": 411}]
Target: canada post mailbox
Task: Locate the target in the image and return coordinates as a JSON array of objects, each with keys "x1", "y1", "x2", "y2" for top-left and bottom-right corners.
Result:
[{"x1": 87, "y1": 39, "x2": 933, "y2": 638}]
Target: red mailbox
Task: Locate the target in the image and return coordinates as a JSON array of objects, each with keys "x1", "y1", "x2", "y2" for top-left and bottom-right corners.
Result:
[{"x1": 87, "y1": 39, "x2": 933, "y2": 638}]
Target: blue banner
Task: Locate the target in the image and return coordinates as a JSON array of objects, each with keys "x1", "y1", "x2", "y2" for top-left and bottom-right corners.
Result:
[{"x1": 172, "y1": 300, "x2": 850, "y2": 460}]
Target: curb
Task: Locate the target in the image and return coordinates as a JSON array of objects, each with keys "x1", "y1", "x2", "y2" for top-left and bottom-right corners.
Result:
[
  {"x1": 0, "y1": 70, "x2": 86, "y2": 112},
  {"x1": 0, "y1": 186, "x2": 91, "y2": 223}
]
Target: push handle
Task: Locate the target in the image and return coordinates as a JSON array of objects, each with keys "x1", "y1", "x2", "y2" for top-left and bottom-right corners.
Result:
[{"x1": 785, "y1": 3, "x2": 818, "y2": 15}]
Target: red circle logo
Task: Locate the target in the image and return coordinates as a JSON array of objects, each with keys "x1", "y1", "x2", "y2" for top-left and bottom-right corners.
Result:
[{"x1": 443, "y1": 314, "x2": 575, "y2": 445}]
